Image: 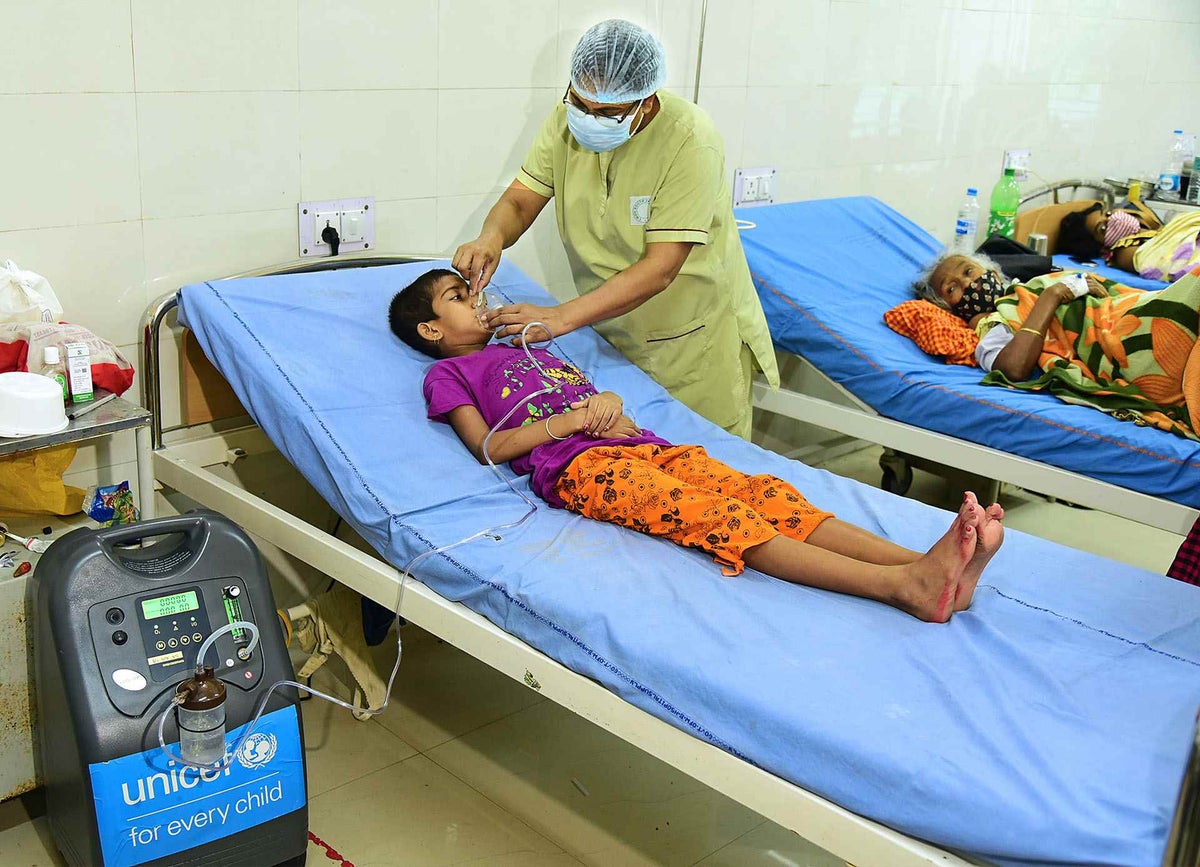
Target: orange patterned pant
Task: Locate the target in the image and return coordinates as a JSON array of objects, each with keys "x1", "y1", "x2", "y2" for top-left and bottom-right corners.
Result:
[{"x1": 554, "y1": 444, "x2": 834, "y2": 576}]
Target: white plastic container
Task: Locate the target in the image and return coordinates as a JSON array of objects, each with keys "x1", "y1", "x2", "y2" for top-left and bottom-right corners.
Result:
[
  {"x1": 0, "y1": 371, "x2": 69, "y2": 437},
  {"x1": 952, "y1": 188, "x2": 980, "y2": 253}
]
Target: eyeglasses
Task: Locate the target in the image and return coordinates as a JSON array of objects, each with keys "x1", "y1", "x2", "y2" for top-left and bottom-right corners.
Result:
[{"x1": 562, "y1": 85, "x2": 640, "y2": 123}]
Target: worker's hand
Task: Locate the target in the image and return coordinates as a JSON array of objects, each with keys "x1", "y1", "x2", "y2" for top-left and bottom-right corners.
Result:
[
  {"x1": 570, "y1": 391, "x2": 623, "y2": 436},
  {"x1": 1085, "y1": 274, "x2": 1108, "y2": 297},
  {"x1": 452, "y1": 233, "x2": 503, "y2": 294},
  {"x1": 604, "y1": 414, "x2": 642, "y2": 438},
  {"x1": 484, "y1": 303, "x2": 574, "y2": 344}
]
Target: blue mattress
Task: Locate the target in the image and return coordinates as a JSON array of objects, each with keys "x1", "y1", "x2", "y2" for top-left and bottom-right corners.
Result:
[
  {"x1": 1051, "y1": 254, "x2": 1168, "y2": 291},
  {"x1": 178, "y1": 260, "x2": 1200, "y2": 867},
  {"x1": 737, "y1": 197, "x2": 1200, "y2": 511}
]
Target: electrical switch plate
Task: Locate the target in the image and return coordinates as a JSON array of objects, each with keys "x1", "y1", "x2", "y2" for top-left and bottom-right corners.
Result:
[
  {"x1": 733, "y1": 166, "x2": 776, "y2": 208},
  {"x1": 1002, "y1": 148, "x2": 1031, "y2": 182},
  {"x1": 298, "y1": 196, "x2": 375, "y2": 258}
]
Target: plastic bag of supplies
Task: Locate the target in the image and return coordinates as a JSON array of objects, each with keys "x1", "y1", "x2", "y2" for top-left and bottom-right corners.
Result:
[{"x1": 0, "y1": 260, "x2": 63, "y2": 325}]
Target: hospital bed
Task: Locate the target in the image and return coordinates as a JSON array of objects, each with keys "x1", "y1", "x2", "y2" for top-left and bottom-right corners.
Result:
[
  {"x1": 738, "y1": 196, "x2": 1200, "y2": 537},
  {"x1": 140, "y1": 255, "x2": 1200, "y2": 867}
]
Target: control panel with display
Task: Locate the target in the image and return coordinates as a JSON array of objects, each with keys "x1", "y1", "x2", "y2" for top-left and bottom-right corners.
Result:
[{"x1": 135, "y1": 586, "x2": 212, "y2": 682}]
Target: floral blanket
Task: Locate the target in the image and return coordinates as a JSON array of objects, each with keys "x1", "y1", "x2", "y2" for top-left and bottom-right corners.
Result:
[{"x1": 985, "y1": 267, "x2": 1200, "y2": 439}]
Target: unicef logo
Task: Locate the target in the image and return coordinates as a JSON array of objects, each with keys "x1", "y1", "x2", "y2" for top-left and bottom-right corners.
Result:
[{"x1": 236, "y1": 732, "x2": 277, "y2": 770}]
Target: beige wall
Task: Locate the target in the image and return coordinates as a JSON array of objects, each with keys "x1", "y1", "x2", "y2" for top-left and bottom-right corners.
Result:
[{"x1": 2, "y1": 0, "x2": 1198, "y2": 487}]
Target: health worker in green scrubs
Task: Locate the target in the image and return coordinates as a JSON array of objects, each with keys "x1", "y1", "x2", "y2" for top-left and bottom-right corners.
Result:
[{"x1": 452, "y1": 18, "x2": 778, "y2": 439}]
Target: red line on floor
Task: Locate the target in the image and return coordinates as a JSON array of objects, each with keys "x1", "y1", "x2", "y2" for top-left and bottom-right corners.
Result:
[{"x1": 308, "y1": 830, "x2": 356, "y2": 867}]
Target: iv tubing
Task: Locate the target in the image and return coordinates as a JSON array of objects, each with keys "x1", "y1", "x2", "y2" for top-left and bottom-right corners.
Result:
[{"x1": 157, "y1": 315, "x2": 572, "y2": 772}]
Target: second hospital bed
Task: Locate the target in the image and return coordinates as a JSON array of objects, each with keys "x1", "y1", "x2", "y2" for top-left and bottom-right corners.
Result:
[
  {"x1": 738, "y1": 196, "x2": 1200, "y2": 536},
  {"x1": 143, "y1": 257, "x2": 1200, "y2": 867}
]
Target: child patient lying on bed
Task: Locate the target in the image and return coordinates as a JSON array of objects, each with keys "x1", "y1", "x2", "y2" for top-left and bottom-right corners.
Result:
[{"x1": 390, "y1": 269, "x2": 1004, "y2": 623}]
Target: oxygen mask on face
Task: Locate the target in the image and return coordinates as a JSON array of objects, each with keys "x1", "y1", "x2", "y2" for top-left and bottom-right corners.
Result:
[{"x1": 474, "y1": 289, "x2": 505, "y2": 331}]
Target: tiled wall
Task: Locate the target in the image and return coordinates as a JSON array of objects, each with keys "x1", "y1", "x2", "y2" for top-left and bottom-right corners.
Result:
[{"x1": 1, "y1": 0, "x2": 1198, "y2": 489}]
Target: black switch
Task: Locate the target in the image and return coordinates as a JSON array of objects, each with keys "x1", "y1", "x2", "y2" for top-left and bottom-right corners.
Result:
[
  {"x1": 105, "y1": 607, "x2": 124, "y2": 625},
  {"x1": 112, "y1": 630, "x2": 128, "y2": 646}
]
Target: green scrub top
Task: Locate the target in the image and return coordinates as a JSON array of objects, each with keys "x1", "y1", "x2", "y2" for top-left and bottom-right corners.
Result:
[{"x1": 515, "y1": 90, "x2": 779, "y2": 436}]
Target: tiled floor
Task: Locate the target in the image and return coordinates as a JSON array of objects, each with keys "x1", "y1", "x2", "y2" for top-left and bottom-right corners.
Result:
[{"x1": 0, "y1": 446, "x2": 1184, "y2": 867}]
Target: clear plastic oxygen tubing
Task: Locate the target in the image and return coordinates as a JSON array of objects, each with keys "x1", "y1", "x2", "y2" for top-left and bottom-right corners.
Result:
[
  {"x1": 735, "y1": 219, "x2": 756, "y2": 231},
  {"x1": 154, "y1": 313, "x2": 570, "y2": 772}
]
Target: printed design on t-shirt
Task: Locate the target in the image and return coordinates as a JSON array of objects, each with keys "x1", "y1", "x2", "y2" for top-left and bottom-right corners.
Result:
[{"x1": 494, "y1": 353, "x2": 593, "y2": 427}]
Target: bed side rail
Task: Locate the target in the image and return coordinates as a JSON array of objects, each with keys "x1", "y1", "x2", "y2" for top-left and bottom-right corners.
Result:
[
  {"x1": 1018, "y1": 178, "x2": 1116, "y2": 210},
  {"x1": 139, "y1": 252, "x2": 440, "y2": 449}
]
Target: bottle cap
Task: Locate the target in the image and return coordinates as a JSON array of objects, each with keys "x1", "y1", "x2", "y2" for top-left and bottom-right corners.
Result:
[
  {"x1": 966, "y1": 187, "x2": 977, "y2": 195},
  {"x1": 177, "y1": 664, "x2": 227, "y2": 710},
  {"x1": 1174, "y1": 129, "x2": 1183, "y2": 134},
  {"x1": 43, "y1": 346, "x2": 60, "y2": 365}
]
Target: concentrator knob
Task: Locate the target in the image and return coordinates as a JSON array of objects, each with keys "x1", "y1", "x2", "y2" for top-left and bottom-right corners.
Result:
[
  {"x1": 237, "y1": 646, "x2": 251, "y2": 661},
  {"x1": 224, "y1": 585, "x2": 241, "y2": 598}
]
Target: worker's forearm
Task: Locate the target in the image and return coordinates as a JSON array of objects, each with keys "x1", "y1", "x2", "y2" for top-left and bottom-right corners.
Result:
[
  {"x1": 481, "y1": 196, "x2": 537, "y2": 250},
  {"x1": 559, "y1": 256, "x2": 678, "y2": 331}
]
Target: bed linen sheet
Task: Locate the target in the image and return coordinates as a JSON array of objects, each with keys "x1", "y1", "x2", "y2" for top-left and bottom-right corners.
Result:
[
  {"x1": 737, "y1": 197, "x2": 1200, "y2": 510},
  {"x1": 178, "y1": 260, "x2": 1200, "y2": 867},
  {"x1": 1051, "y1": 254, "x2": 1167, "y2": 290}
]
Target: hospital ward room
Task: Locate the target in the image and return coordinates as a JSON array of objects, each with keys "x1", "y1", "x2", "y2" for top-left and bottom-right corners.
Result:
[{"x1": 3, "y1": 3, "x2": 1200, "y2": 867}]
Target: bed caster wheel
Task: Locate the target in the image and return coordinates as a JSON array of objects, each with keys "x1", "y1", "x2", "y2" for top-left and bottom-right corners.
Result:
[{"x1": 880, "y1": 463, "x2": 913, "y2": 496}]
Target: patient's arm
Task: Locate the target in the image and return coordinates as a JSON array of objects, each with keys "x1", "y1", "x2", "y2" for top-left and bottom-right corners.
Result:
[
  {"x1": 447, "y1": 403, "x2": 585, "y2": 465},
  {"x1": 1108, "y1": 245, "x2": 1138, "y2": 273},
  {"x1": 991, "y1": 282, "x2": 1073, "y2": 380}
]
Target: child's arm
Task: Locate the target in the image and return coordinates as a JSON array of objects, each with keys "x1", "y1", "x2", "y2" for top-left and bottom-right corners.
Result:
[
  {"x1": 569, "y1": 391, "x2": 622, "y2": 435},
  {"x1": 447, "y1": 404, "x2": 587, "y2": 465}
]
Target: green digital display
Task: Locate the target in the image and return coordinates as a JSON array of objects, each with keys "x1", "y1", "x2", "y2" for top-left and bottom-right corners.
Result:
[{"x1": 141, "y1": 590, "x2": 199, "y2": 620}]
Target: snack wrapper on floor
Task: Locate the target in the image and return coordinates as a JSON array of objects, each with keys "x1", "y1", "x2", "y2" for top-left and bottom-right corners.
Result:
[{"x1": 84, "y1": 481, "x2": 139, "y2": 527}]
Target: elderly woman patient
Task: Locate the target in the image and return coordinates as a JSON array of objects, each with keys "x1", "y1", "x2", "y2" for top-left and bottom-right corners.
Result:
[
  {"x1": 913, "y1": 252, "x2": 1200, "y2": 439},
  {"x1": 390, "y1": 269, "x2": 1005, "y2": 623}
]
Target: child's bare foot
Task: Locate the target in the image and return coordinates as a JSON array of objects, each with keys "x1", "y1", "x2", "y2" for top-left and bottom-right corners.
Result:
[
  {"x1": 955, "y1": 499, "x2": 1005, "y2": 612},
  {"x1": 896, "y1": 511, "x2": 975, "y2": 622}
]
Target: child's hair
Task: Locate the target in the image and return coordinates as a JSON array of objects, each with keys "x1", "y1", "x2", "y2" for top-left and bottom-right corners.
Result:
[
  {"x1": 388, "y1": 268, "x2": 458, "y2": 359},
  {"x1": 1057, "y1": 203, "x2": 1104, "y2": 260}
]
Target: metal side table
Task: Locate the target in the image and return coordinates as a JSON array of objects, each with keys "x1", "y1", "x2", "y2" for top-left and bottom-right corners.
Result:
[{"x1": 0, "y1": 396, "x2": 155, "y2": 520}]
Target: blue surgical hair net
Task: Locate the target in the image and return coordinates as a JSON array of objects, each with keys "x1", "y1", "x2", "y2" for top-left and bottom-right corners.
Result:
[{"x1": 570, "y1": 18, "x2": 667, "y2": 104}]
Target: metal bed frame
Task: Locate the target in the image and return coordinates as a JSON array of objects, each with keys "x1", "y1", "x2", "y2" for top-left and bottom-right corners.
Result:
[
  {"x1": 752, "y1": 355, "x2": 1199, "y2": 536},
  {"x1": 141, "y1": 253, "x2": 1199, "y2": 867}
]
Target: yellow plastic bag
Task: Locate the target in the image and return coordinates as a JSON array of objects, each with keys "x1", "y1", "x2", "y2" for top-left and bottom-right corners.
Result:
[{"x1": 0, "y1": 444, "x2": 85, "y2": 517}]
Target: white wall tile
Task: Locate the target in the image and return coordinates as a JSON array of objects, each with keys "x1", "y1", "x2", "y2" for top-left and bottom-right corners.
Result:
[
  {"x1": 298, "y1": 0, "x2": 438, "y2": 90},
  {"x1": 694, "y1": 0, "x2": 751, "y2": 88},
  {"x1": 824, "y1": 2, "x2": 902, "y2": 86},
  {"x1": 435, "y1": 194, "x2": 499, "y2": 260},
  {"x1": 742, "y1": 86, "x2": 824, "y2": 170},
  {"x1": 439, "y1": 0, "x2": 560, "y2": 89},
  {"x1": 0, "y1": 0, "x2": 133, "y2": 94},
  {"x1": 138, "y1": 92, "x2": 301, "y2": 219},
  {"x1": 300, "y1": 90, "x2": 438, "y2": 202},
  {"x1": 436, "y1": 89, "x2": 559, "y2": 197},
  {"x1": 0, "y1": 95, "x2": 140, "y2": 231},
  {"x1": 818, "y1": 85, "x2": 891, "y2": 167},
  {"x1": 747, "y1": 0, "x2": 829, "y2": 87},
  {"x1": 141, "y1": 210, "x2": 297, "y2": 295},
  {"x1": 886, "y1": 86, "x2": 959, "y2": 164},
  {"x1": 696, "y1": 86, "x2": 749, "y2": 181},
  {"x1": 132, "y1": 0, "x2": 298, "y2": 92},
  {"x1": 0, "y1": 222, "x2": 146, "y2": 347},
  {"x1": 374, "y1": 198, "x2": 440, "y2": 256}
]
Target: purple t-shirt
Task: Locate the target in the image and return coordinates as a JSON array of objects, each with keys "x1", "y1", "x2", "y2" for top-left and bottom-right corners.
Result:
[{"x1": 423, "y1": 344, "x2": 669, "y2": 508}]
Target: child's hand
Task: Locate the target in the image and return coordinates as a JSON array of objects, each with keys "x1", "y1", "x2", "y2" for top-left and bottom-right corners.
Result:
[
  {"x1": 603, "y1": 414, "x2": 642, "y2": 438},
  {"x1": 570, "y1": 392, "x2": 622, "y2": 435}
]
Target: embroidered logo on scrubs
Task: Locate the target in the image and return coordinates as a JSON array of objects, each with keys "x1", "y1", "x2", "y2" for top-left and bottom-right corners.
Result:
[{"x1": 630, "y1": 195, "x2": 651, "y2": 226}]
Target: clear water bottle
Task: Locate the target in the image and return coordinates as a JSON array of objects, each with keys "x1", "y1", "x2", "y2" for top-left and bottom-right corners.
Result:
[
  {"x1": 952, "y1": 188, "x2": 980, "y2": 253},
  {"x1": 1157, "y1": 129, "x2": 1187, "y2": 197}
]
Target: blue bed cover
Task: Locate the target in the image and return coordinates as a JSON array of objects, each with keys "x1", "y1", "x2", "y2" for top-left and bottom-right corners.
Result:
[
  {"x1": 1051, "y1": 254, "x2": 1168, "y2": 291},
  {"x1": 737, "y1": 197, "x2": 1200, "y2": 511},
  {"x1": 179, "y1": 261, "x2": 1200, "y2": 867}
]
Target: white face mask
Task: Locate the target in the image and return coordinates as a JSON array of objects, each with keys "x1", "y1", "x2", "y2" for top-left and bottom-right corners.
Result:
[{"x1": 565, "y1": 99, "x2": 643, "y2": 153}]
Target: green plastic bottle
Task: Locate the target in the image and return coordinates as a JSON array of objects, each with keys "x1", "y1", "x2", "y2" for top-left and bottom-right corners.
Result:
[{"x1": 987, "y1": 167, "x2": 1020, "y2": 239}]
